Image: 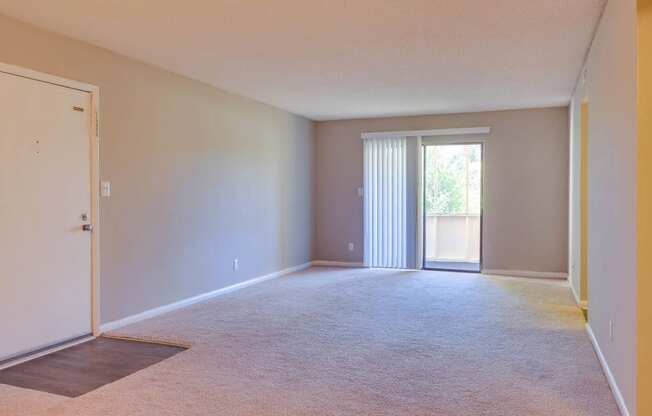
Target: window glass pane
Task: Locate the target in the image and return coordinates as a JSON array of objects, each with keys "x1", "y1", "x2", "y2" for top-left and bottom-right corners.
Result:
[{"x1": 424, "y1": 143, "x2": 481, "y2": 215}]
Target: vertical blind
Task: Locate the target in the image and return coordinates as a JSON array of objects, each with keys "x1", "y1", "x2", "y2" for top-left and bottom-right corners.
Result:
[{"x1": 363, "y1": 136, "x2": 408, "y2": 268}]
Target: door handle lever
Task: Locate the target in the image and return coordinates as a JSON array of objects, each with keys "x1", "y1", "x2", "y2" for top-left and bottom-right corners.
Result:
[{"x1": 82, "y1": 224, "x2": 94, "y2": 232}]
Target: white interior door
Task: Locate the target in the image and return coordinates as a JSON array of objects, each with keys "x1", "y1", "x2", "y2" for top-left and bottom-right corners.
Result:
[{"x1": 0, "y1": 71, "x2": 92, "y2": 361}]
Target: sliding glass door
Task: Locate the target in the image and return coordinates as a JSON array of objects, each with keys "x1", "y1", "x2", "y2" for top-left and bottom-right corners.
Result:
[{"x1": 423, "y1": 143, "x2": 482, "y2": 272}]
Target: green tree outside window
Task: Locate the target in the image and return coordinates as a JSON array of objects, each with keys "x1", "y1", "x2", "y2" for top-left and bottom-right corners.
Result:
[{"x1": 425, "y1": 144, "x2": 481, "y2": 216}]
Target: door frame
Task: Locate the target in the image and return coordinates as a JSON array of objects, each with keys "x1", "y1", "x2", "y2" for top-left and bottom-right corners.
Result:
[
  {"x1": 579, "y1": 100, "x2": 589, "y2": 309},
  {"x1": 420, "y1": 137, "x2": 485, "y2": 273},
  {"x1": 0, "y1": 63, "x2": 102, "y2": 336}
]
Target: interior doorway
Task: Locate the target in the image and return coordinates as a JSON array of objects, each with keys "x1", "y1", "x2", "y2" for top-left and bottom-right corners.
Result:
[{"x1": 422, "y1": 143, "x2": 483, "y2": 272}]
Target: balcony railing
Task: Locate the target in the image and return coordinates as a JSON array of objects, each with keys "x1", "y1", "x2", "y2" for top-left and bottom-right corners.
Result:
[{"x1": 425, "y1": 214, "x2": 480, "y2": 262}]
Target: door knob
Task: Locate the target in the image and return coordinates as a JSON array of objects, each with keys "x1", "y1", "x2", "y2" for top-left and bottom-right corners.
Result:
[{"x1": 82, "y1": 224, "x2": 94, "y2": 232}]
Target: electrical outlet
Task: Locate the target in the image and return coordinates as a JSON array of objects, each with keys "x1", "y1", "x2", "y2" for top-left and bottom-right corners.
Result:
[
  {"x1": 609, "y1": 320, "x2": 614, "y2": 341},
  {"x1": 357, "y1": 187, "x2": 364, "y2": 197},
  {"x1": 348, "y1": 242, "x2": 355, "y2": 252},
  {"x1": 233, "y1": 259, "x2": 239, "y2": 271}
]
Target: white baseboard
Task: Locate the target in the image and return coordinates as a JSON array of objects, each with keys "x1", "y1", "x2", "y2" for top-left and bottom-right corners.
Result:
[
  {"x1": 586, "y1": 324, "x2": 630, "y2": 416},
  {"x1": 481, "y1": 269, "x2": 568, "y2": 280},
  {"x1": 99, "y1": 261, "x2": 312, "y2": 333},
  {"x1": 311, "y1": 260, "x2": 365, "y2": 268}
]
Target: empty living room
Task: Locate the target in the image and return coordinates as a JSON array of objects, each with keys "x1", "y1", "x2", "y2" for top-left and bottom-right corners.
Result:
[{"x1": 0, "y1": 1, "x2": 651, "y2": 415}]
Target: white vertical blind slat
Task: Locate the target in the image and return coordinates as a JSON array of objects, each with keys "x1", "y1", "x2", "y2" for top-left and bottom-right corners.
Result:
[
  {"x1": 391, "y1": 142, "x2": 401, "y2": 264},
  {"x1": 384, "y1": 139, "x2": 390, "y2": 266},
  {"x1": 370, "y1": 142, "x2": 377, "y2": 265},
  {"x1": 383, "y1": 140, "x2": 389, "y2": 266},
  {"x1": 401, "y1": 138, "x2": 406, "y2": 266},
  {"x1": 376, "y1": 140, "x2": 382, "y2": 267},
  {"x1": 363, "y1": 143, "x2": 370, "y2": 266},
  {"x1": 363, "y1": 137, "x2": 408, "y2": 268},
  {"x1": 398, "y1": 138, "x2": 404, "y2": 266},
  {"x1": 371, "y1": 142, "x2": 376, "y2": 265}
]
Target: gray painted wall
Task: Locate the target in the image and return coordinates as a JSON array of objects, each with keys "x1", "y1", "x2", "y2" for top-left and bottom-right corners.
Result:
[
  {"x1": 315, "y1": 108, "x2": 569, "y2": 273},
  {"x1": 570, "y1": 0, "x2": 638, "y2": 413},
  {"x1": 0, "y1": 14, "x2": 316, "y2": 324}
]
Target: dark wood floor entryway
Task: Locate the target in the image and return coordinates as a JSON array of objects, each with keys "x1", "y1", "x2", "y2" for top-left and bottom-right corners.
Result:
[{"x1": 0, "y1": 337, "x2": 186, "y2": 397}]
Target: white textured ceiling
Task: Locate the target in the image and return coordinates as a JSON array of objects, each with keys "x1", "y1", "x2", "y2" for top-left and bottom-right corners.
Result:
[{"x1": 0, "y1": 0, "x2": 605, "y2": 120}]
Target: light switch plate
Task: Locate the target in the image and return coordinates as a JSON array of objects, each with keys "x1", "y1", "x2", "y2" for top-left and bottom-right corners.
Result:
[{"x1": 101, "y1": 181, "x2": 111, "y2": 197}]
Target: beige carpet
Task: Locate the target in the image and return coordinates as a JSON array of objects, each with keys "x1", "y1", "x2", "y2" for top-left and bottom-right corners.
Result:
[
  {"x1": 0, "y1": 384, "x2": 67, "y2": 416},
  {"x1": 1, "y1": 267, "x2": 619, "y2": 415}
]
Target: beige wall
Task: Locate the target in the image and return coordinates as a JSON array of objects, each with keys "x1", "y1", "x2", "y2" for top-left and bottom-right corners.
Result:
[
  {"x1": 570, "y1": 0, "x2": 638, "y2": 413},
  {"x1": 0, "y1": 14, "x2": 315, "y2": 324},
  {"x1": 315, "y1": 107, "x2": 569, "y2": 272}
]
